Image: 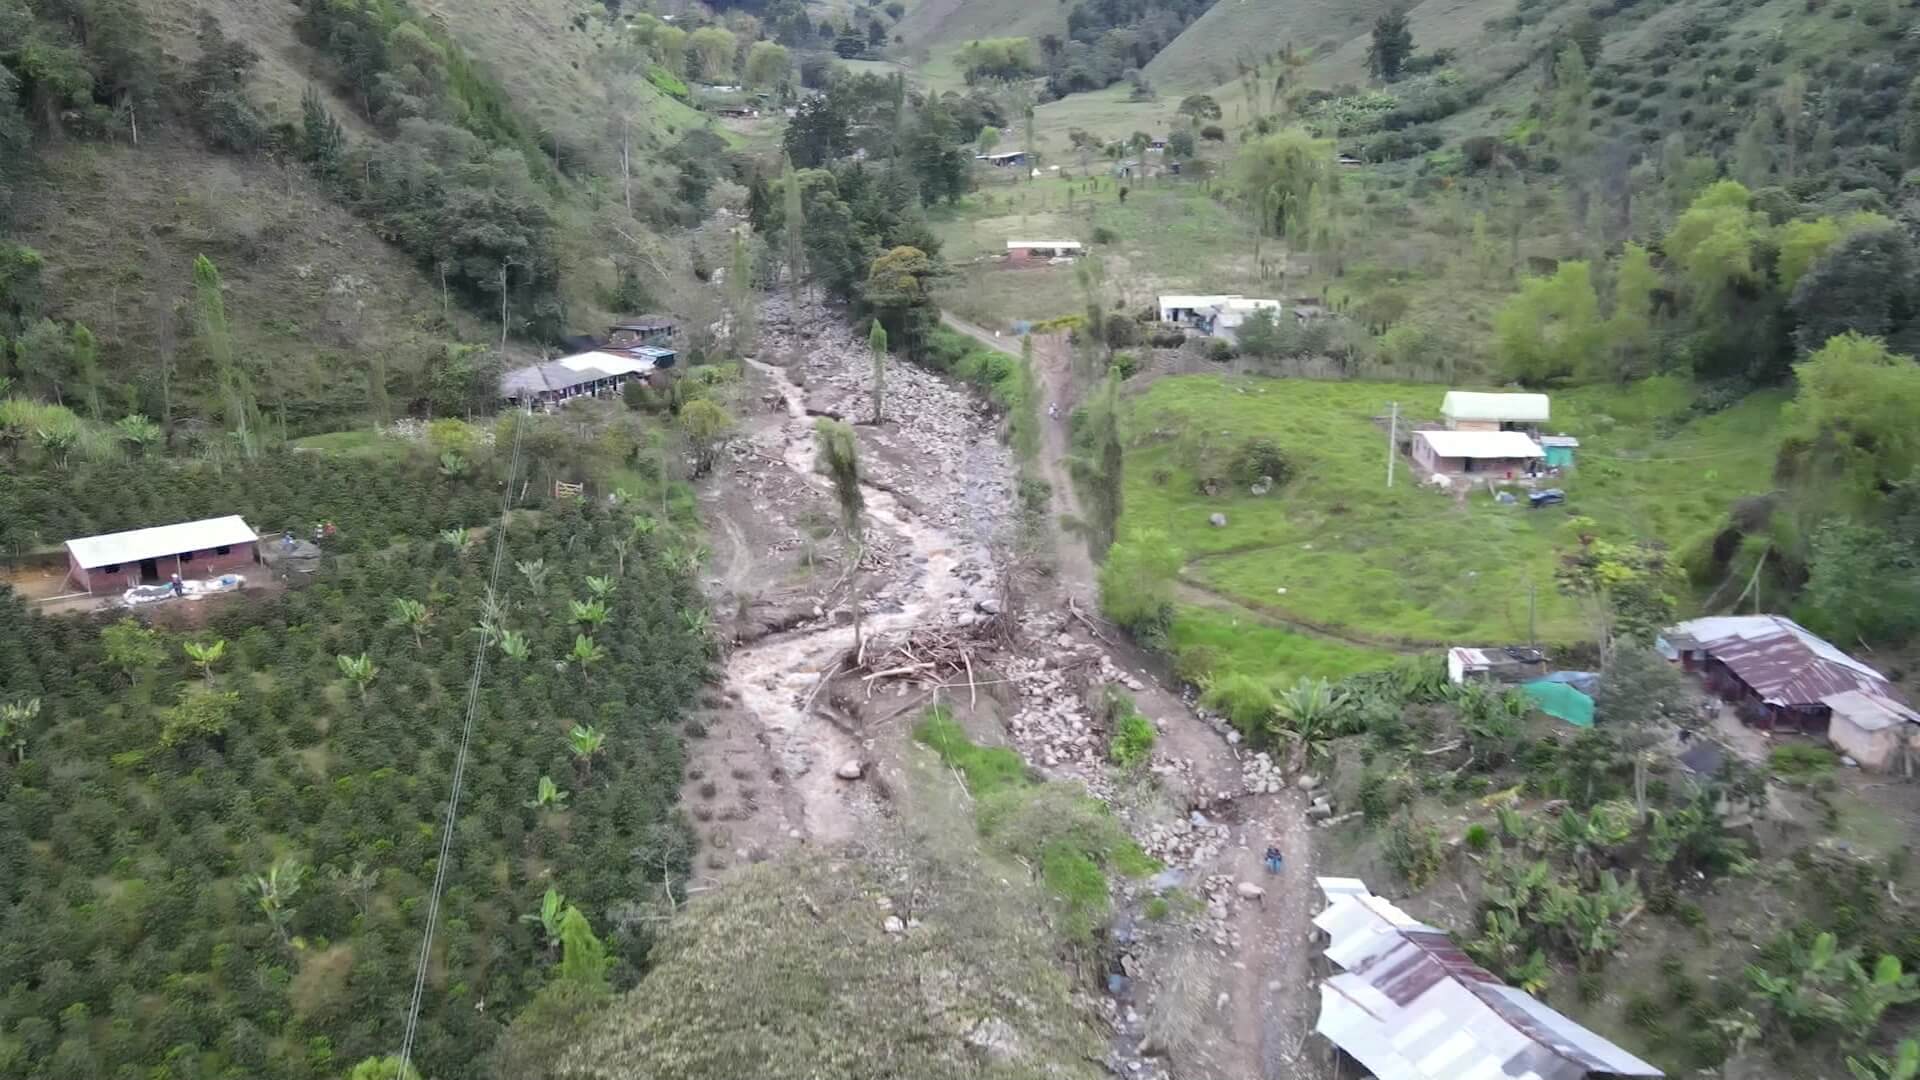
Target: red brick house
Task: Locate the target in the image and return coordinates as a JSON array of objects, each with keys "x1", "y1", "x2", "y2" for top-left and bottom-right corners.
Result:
[{"x1": 65, "y1": 516, "x2": 260, "y2": 593}]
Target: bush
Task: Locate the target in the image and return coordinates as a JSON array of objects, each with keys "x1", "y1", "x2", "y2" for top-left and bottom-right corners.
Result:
[
  {"x1": 1110, "y1": 351, "x2": 1140, "y2": 380},
  {"x1": 1110, "y1": 711, "x2": 1156, "y2": 767},
  {"x1": 1091, "y1": 225, "x2": 1119, "y2": 244},
  {"x1": 1199, "y1": 124, "x2": 1226, "y2": 142},
  {"x1": 1148, "y1": 329, "x2": 1187, "y2": 348},
  {"x1": 1464, "y1": 823, "x2": 1492, "y2": 852},
  {"x1": 1206, "y1": 340, "x2": 1235, "y2": 363},
  {"x1": 1201, "y1": 674, "x2": 1276, "y2": 739},
  {"x1": 1385, "y1": 814, "x2": 1445, "y2": 887},
  {"x1": 1769, "y1": 743, "x2": 1837, "y2": 779},
  {"x1": 1228, "y1": 437, "x2": 1293, "y2": 488}
]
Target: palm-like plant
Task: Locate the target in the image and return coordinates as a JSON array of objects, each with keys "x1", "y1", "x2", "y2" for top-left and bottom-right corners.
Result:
[
  {"x1": 439, "y1": 527, "x2": 470, "y2": 550},
  {"x1": 184, "y1": 639, "x2": 227, "y2": 683},
  {"x1": 517, "y1": 558, "x2": 551, "y2": 595},
  {"x1": 630, "y1": 515, "x2": 658, "y2": 540},
  {"x1": 570, "y1": 599, "x2": 611, "y2": 633},
  {"x1": 250, "y1": 857, "x2": 308, "y2": 947},
  {"x1": 389, "y1": 598, "x2": 430, "y2": 649},
  {"x1": 498, "y1": 629, "x2": 530, "y2": 661},
  {"x1": 438, "y1": 451, "x2": 469, "y2": 477},
  {"x1": 526, "y1": 775, "x2": 570, "y2": 809},
  {"x1": 583, "y1": 575, "x2": 616, "y2": 600},
  {"x1": 336, "y1": 653, "x2": 379, "y2": 701},
  {"x1": 680, "y1": 607, "x2": 713, "y2": 638},
  {"x1": 115, "y1": 414, "x2": 163, "y2": 457},
  {"x1": 35, "y1": 425, "x2": 77, "y2": 469},
  {"x1": 1271, "y1": 677, "x2": 1351, "y2": 770},
  {"x1": 568, "y1": 724, "x2": 607, "y2": 782},
  {"x1": 569, "y1": 634, "x2": 607, "y2": 683},
  {"x1": 1851, "y1": 1039, "x2": 1920, "y2": 1080},
  {"x1": 610, "y1": 536, "x2": 633, "y2": 577},
  {"x1": 0, "y1": 697, "x2": 40, "y2": 763},
  {"x1": 520, "y1": 887, "x2": 568, "y2": 953}
]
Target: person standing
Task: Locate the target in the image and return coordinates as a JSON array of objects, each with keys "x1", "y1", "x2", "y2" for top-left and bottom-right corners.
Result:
[{"x1": 1264, "y1": 845, "x2": 1284, "y2": 874}]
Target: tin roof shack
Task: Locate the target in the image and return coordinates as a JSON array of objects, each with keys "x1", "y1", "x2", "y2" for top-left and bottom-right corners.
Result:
[
  {"x1": 1657, "y1": 615, "x2": 1920, "y2": 769},
  {"x1": 1540, "y1": 434, "x2": 1580, "y2": 469},
  {"x1": 607, "y1": 319, "x2": 675, "y2": 347},
  {"x1": 66, "y1": 516, "x2": 260, "y2": 594},
  {"x1": 1413, "y1": 429, "x2": 1545, "y2": 479},
  {"x1": 1313, "y1": 878, "x2": 1664, "y2": 1080},
  {"x1": 1442, "y1": 391, "x2": 1551, "y2": 435},
  {"x1": 1448, "y1": 646, "x2": 1549, "y2": 685}
]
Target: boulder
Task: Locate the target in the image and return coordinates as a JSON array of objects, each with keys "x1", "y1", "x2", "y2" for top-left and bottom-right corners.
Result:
[
  {"x1": 883, "y1": 915, "x2": 905, "y2": 934},
  {"x1": 1235, "y1": 882, "x2": 1266, "y2": 900},
  {"x1": 836, "y1": 759, "x2": 866, "y2": 780},
  {"x1": 1296, "y1": 773, "x2": 1322, "y2": 791},
  {"x1": 1208, "y1": 513, "x2": 1228, "y2": 528}
]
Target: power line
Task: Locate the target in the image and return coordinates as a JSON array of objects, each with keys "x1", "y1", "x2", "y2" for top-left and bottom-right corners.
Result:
[{"x1": 395, "y1": 411, "x2": 527, "y2": 1077}]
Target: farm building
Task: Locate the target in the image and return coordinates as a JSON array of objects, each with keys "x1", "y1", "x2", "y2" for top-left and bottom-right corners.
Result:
[
  {"x1": 1159, "y1": 294, "x2": 1238, "y2": 323},
  {"x1": 1005, "y1": 240, "x2": 1083, "y2": 262},
  {"x1": 1657, "y1": 615, "x2": 1920, "y2": 769},
  {"x1": 65, "y1": 516, "x2": 260, "y2": 594},
  {"x1": 1442, "y1": 391, "x2": 1551, "y2": 434},
  {"x1": 1539, "y1": 434, "x2": 1579, "y2": 469},
  {"x1": 607, "y1": 319, "x2": 675, "y2": 347},
  {"x1": 1313, "y1": 877, "x2": 1663, "y2": 1080},
  {"x1": 1205, "y1": 297, "x2": 1284, "y2": 339},
  {"x1": 1411, "y1": 429, "x2": 1545, "y2": 478},
  {"x1": 1447, "y1": 646, "x2": 1548, "y2": 685},
  {"x1": 975, "y1": 150, "x2": 1026, "y2": 167},
  {"x1": 499, "y1": 345, "x2": 676, "y2": 410}
]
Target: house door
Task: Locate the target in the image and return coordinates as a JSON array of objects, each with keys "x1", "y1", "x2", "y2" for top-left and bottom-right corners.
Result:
[{"x1": 138, "y1": 558, "x2": 160, "y2": 582}]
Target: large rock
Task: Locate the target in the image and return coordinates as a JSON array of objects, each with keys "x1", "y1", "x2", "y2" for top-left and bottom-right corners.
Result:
[
  {"x1": 836, "y1": 759, "x2": 866, "y2": 780},
  {"x1": 1208, "y1": 513, "x2": 1228, "y2": 528},
  {"x1": 1235, "y1": 882, "x2": 1266, "y2": 900}
]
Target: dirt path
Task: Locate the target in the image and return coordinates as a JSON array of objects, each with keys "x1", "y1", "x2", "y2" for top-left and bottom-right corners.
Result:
[{"x1": 943, "y1": 309, "x2": 1323, "y2": 1080}]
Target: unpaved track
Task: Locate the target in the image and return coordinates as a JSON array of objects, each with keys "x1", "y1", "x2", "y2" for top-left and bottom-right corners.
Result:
[{"x1": 944, "y1": 309, "x2": 1322, "y2": 1080}]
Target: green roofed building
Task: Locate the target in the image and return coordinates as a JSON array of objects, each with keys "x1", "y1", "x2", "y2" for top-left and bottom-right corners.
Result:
[{"x1": 1522, "y1": 679, "x2": 1594, "y2": 727}]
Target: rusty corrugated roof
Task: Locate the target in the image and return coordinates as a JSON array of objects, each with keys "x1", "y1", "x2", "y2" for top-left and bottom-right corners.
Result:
[{"x1": 1665, "y1": 615, "x2": 1901, "y2": 708}]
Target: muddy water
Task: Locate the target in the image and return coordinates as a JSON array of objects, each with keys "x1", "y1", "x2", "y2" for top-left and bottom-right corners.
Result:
[{"x1": 727, "y1": 358, "x2": 991, "y2": 843}]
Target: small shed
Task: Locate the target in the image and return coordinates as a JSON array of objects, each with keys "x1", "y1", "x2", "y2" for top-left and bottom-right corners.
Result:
[
  {"x1": 66, "y1": 516, "x2": 260, "y2": 593},
  {"x1": 1522, "y1": 679, "x2": 1595, "y2": 727},
  {"x1": 1158, "y1": 294, "x2": 1238, "y2": 324},
  {"x1": 975, "y1": 150, "x2": 1026, "y2": 167},
  {"x1": 1540, "y1": 434, "x2": 1579, "y2": 469},
  {"x1": 1441, "y1": 391, "x2": 1551, "y2": 433},
  {"x1": 1447, "y1": 646, "x2": 1548, "y2": 685},
  {"x1": 1412, "y1": 429, "x2": 1545, "y2": 478},
  {"x1": 607, "y1": 319, "x2": 674, "y2": 347}
]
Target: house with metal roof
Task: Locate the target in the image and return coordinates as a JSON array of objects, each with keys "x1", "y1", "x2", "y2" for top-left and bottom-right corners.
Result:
[
  {"x1": 65, "y1": 516, "x2": 260, "y2": 594},
  {"x1": 1442, "y1": 392, "x2": 1551, "y2": 433},
  {"x1": 1412, "y1": 429, "x2": 1546, "y2": 478},
  {"x1": 1313, "y1": 878, "x2": 1664, "y2": 1080},
  {"x1": 499, "y1": 345, "x2": 675, "y2": 410},
  {"x1": 1658, "y1": 615, "x2": 1920, "y2": 769}
]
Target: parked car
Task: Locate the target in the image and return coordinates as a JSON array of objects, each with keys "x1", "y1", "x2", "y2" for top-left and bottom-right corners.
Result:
[{"x1": 1528, "y1": 488, "x2": 1566, "y2": 508}]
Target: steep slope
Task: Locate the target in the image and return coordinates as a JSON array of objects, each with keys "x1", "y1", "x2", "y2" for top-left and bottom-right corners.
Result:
[
  {"x1": 891, "y1": 0, "x2": 1068, "y2": 83},
  {"x1": 1143, "y1": 0, "x2": 1395, "y2": 93}
]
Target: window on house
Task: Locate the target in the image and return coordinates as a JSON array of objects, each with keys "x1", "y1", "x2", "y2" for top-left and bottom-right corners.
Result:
[
  {"x1": 180, "y1": 551, "x2": 195, "y2": 562},
  {"x1": 103, "y1": 564, "x2": 120, "y2": 574},
  {"x1": 215, "y1": 545, "x2": 232, "y2": 555}
]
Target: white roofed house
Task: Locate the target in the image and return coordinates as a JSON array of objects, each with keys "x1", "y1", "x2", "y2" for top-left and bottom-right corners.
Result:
[
  {"x1": 1158, "y1": 294, "x2": 1238, "y2": 324},
  {"x1": 65, "y1": 516, "x2": 260, "y2": 594},
  {"x1": 1412, "y1": 429, "x2": 1545, "y2": 479},
  {"x1": 499, "y1": 345, "x2": 675, "y2": 411},
  {"x1": 1005, "y1": 240, "x2": 1083, "y2": 263},
  {"x1": 1443, "y1": 391, "x2": 1551, "y2": 435}
]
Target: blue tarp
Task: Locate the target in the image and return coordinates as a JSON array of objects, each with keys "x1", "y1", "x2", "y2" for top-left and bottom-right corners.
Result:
[
  {"x1": 1537, "y1": 670, "x2": 1601, "y2": 695},
  {"x1": 1522, "y1": 679, "x2": 1595, "y2": 727}
]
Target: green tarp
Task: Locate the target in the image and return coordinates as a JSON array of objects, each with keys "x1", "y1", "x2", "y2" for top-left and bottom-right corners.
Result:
[{"x1": 1522, "y1": 679, "x2": 1595, "y2": 727}]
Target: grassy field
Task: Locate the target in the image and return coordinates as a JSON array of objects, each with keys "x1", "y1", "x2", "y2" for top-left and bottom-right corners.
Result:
[
  {"x1": 930, "y1": 176, "x2": 1271, "y2": 329},
  {"x1": 1120, "y1": 374, "x2": 1787, "y2": 652}
]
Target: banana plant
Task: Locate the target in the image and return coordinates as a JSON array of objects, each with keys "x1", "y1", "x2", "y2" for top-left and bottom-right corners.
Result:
[
  {"x1": 438, "y1": 451, "x2": 469, "y2": 477},
  {"x1": 184, "y1": 639, "x2": 227, "y2": 684},
  {"x1": 568, "y1": 724, "x2": 606, "y2": 782},
  {"x1": 439, "y1": 527, "x2": 469, "y2": 550},
  {"x1": 0, "y1": 697, "x2": 39, "y2": 763},
  {"x1": 583, "y1": 575, "x2": 616, "y2": 600},
  {"x1": 569, "y1": 634, "x2": 607, "y2": 685},
  {"x1": 516, "y1": 558, "x2": 551, "y2": 595},
  {"x1": 497, "y1": 629, "x2": 530, "y2": 661},
  {"x1": 525, "y1": 775, "x2": 569, "y2": 810},
  {"x1": 336, "y1": 653, "x2": 379, "y2": 702},
  {"x1": 389, "y1": 598, "x2": 430, "y2": 649},
  {"x1": 250, "y1": 857, "x2": 307, "y2": 948},
  {"x1": 570, "y1": 599, "x2": 611, "y2": 633},
  {"x1": 520, "y1": 887, "x2": 568, "y2": 953},
  {"x1": 1850, "y1": 1039, "x2": 1920, "y2": 1080}
]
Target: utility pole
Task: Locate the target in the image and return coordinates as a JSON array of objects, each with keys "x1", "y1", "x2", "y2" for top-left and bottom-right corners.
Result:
[
  {"x1": 1385, "y1": 401, "x2": 1398, "y2": 487},
  {"x1": 1528, "y1": 580, "x2": 1537, "y2": 648}
]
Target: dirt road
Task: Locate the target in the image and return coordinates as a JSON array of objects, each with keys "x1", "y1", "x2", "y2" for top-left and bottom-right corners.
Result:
[{"x1": 942, "y1": 309, "x2": 1323, "y2": 1080}]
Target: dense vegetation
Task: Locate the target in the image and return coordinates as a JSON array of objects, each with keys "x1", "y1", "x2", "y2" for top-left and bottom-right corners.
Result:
[{"x1": 0, "y1": 457, "x2": 710, "y2": 1080}]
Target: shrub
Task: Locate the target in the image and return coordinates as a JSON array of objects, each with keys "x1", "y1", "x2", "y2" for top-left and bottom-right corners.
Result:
[
  {"x1": 1148, "y1": 329, "x2": 1187, "y2": 348},
  {"x1": 1464, "y1": 823, "x2": 1492, "y2": 852},
  {"x1": 1110, "y1": 351, "x2": 1140, "y2": 380},
  {"x1": 1199, "y1": 124, "x2": 1226, "y2": 141},
  {"x1": 1091, "y1": 225, "x2": 1119, "y2": 244},
  {"x1": 1201, "y1": 674, "x2": 1276, "y2": 739},
  {"x1": 1768, "y1": 743, "x2": 1837, "y2": 779},
  {"x1": 1110, "y1": 711, "x2": 1156, "y2": 768},
  {"x1": 1625, "y1": 992, "x2": 1665, "y2": 1031},
  {"x1": 1385, "y1": 814, "x2": 1444, "y2": 888},
  {"x1": 1206, "y1": 340, "x2": 1234, "y2": 363},
  {"x1": 1227, "y1": 437, "x2": 1292, "y2": 488},
  {"x1": 1144, "y1": 896, "x2": 1172, "y2": 920}
]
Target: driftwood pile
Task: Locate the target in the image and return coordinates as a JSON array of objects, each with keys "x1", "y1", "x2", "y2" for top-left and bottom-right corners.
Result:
[{"x1": 839, "y1": 623, "x2": 1003, "y2": 704}]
